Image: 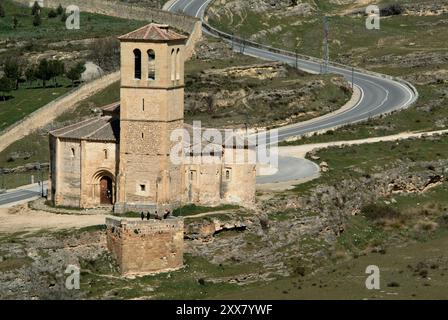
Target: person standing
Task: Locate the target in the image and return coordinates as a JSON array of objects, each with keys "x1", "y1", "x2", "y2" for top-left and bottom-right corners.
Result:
[
  {"x1": 146, "y1": 212, "x2": 150, "y2": 220},
  {"x1": 140, "y1": 212, "x2": 144, "y2": 220}
]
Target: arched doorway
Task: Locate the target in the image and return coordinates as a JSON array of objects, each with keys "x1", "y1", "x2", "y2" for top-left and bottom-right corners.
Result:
[{"x1": 99, "y1": 176, "x2": 113, "y2": 205}]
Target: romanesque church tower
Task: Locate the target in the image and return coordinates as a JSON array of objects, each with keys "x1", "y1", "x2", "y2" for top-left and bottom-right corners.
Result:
[{"x1": 114, "y1": 24, "x2": 188, "y2": 213}]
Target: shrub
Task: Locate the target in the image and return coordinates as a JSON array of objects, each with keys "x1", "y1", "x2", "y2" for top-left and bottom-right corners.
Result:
[
  {"x1": 32, "y1": 13, "x2": 41, "y2": 27},
  {"x1": 380, "y1": 3, "x2": 404, "y2": 16},
  {"x1": 414, "y1": 220, "x2": 438, "y2": 233},
  {"x1": 56, "y1": 4, "x2": 64, "y2": 16},
  {"x1": 48, "y1": 9, "x2": 57, "y2": 18},
  {"x1": 0, "y1": 2, "x2": 5, "y2": 18},
  {"x1": 361, "y1": 203, "x2": 401, "y2": 221}
]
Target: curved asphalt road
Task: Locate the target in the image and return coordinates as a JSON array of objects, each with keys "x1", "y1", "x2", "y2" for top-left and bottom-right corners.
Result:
[
  {"x1": 167, "y1": 0, "x2": 417, "y2": 144},
  {"x1": 166, "y1": 0, "x2": 418, "y2": 185}
]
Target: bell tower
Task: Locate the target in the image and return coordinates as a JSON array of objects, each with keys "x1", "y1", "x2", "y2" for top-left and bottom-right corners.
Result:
[{"x1": 114, "y1": 24, "x2": 187, "y2": 213}]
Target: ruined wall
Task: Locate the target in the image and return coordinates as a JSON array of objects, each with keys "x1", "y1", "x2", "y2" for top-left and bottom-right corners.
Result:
[
  {"x1": 106, "y1": 217, "x2": 184, "y2": 276},
  {"x1": 12, "y1": 0, "x2": 202, "y2": 58}
]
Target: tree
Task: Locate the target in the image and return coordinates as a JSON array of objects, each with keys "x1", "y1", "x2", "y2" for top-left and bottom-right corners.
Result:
[
  {"x1": 31, "y1": 1, "x2": 41, "y2": 16},
  {"x1": 3, "y1": 58, "x2": 22, "y2": 90},
  {"x1": 48, "y1": 59, "x2": 65, "y2": 86},
  {"x1": 66, "y1": 62, "x2": 86, "y2": 86},
  {"x1": 25, "y1": 65, "x2": 37, "y2": 87},
  {"x1": 32, "y1": 13, "x2": 41, "y2": 27},
  {"x1": 0, "y1": 77, "x2": 15, "y2": 101},
  {"x1": 89, "y1": 37, "x2": 120, "y2": 71},
  {"x1": 0, "y1": 2, "x2": 5, "y2": 18},
  {"x1": 60, "y1": 12, "x2": 67, "y2": 23},
  {"x1": 48, "y1": 9, "x2": 57, "y2": 18},
  {"x1": 56, "y1": 4, "x2": 64, "y2": 16},
  {"x1": 36, "y1": 59, "x2": 52, "y2": 88}
]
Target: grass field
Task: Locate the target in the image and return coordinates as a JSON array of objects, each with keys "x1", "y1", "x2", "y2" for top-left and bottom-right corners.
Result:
[
  {"x1": 0, "y1": 0, "x2": 146, "y2": 42},
  {"x1": 292, "y1": 134, "x2": 448, "y2": 195},
  {"x1": 0, "y1": 77, "x2": 73, "y2": 132}
]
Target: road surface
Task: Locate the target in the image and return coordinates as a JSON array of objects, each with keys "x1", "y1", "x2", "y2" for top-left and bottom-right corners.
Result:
[
  {"x1": 166, "y1": 0, "x2": 417, "y2": 144},
  {"x1": 166, "y1": 0, "x2": 418, "y2": 184},
  {"x1": 0, "y1": 182, "x2": 48, "y2": 208}
]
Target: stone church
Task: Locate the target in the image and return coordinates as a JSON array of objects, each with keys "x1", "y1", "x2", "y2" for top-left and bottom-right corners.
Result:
[{"x1": 48, "y1": 24, "x2": 256, "y2": 213}]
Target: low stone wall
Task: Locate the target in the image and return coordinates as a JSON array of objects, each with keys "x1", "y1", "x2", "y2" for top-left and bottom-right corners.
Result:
[
  {"x1": 106, "y1": 216, "x2": 184, "y2": 276},
  {"x1": 0, "y1": 71, "x2": 120, "y2": 153},
  {"x1": 12, "y1": 0, "x2": 202, "y2": 58}
]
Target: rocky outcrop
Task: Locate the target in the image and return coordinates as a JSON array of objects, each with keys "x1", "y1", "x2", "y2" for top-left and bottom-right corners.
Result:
[{"x1": 184, "y1": 215, "x2": 252, "y2": 241}]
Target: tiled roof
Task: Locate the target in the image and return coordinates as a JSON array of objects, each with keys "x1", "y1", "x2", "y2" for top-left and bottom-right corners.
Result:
[
  {"x1": 50, "y1": 116, "x2": 119, "y2": 142},
  {"x1": 101, "y1": 101, "x2": 120, "y2": 115},
  {"x1": 118, "y1": 23, "x2": 188, "y2": 42},
  {"x1": 183, "y1": 124, "x2": 253, "y2": 151}
]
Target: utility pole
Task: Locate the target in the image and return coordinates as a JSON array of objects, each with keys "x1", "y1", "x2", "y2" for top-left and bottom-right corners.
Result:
[
  {"x1": 322, "y1": 16, "x2": 330, "y2": 74},
  {"x1": 352, "y1": 66, "x2": 355, "y2": 89},
  {"x1": 295, "y1": 43, "x2": 299, "y2": 69}
]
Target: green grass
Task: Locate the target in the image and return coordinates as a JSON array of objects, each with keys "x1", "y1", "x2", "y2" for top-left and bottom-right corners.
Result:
[
  {"x1": 79, "y1": 253, "x2": 261, "y2": 299},
  {"x1": 292, "y1": 134, "x2": 448, "y2": 194},
  {"x1": 208, "y1": 5, "x2": 448, "y2": 63},
  {"x1": 0, "y1": 80, "x2": 120, "y2": 173},
  {"x1": 0, "y1": 77, "x2": 73, "y2": 133},
  {"x1": 213, "y1": 229, "x2": 448, "y2": 299},
  {"x1": 0, "y1": 0, "x2": 147, "y2": 42},
  {"x1": 173, "y1": 204, "x2": 240, "y2": 217},
  {"x1": 0, "y1": 256, "x2": 33, "y2": 272},
  {"x1": 56, "y1": 80, "x2": 120, "y2": 123},
  {"x1": 1, "y1": 169, "x2": 48, "y2": 189}
]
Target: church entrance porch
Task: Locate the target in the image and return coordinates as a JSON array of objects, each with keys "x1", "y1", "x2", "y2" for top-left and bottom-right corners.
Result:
[
  {"x1": 100, "y1": 176, "x2": 113, "y2": 205},
  {"x1": 90, "y1": 170, "x2": 115, "y2": 208}
]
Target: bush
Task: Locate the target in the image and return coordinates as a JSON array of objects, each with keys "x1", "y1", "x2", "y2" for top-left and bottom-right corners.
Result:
[
  {"x1": 32, "y1": 13, "x2": 41, "y2": 27},
  {"x1": 48, "y1": 9, "x2": 57, "y2": 18},
  {"x1": 56, "y1": 4, "x2": 64, "y2": 16},
  {"x1": 380, "y1": 3, "x2": 404, "y2": 16},
  {"x1": 0, "y1": 2, "x2": 5, "y2": 18},
  {"x1": 361, "y1": 203, "x2": 401, "y2": 221}
]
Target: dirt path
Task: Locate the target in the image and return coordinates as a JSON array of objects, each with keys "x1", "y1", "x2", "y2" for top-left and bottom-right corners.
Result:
[
  {"x1": 280, "y1": 128, "x2": 448, "y2": 159},
  {"x1": 0, "y1": 205, "x2": 109, "y2": 234}
]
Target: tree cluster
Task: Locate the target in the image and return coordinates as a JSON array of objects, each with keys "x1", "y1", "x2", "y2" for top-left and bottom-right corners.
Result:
[{"x1": 0, "y1": 57, "x2": 86, "y2": 101}]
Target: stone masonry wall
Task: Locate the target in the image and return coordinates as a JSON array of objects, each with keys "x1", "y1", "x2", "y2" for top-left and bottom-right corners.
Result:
[{"x1": 106, "y1": 217, "x2": 184, "y2": 276}]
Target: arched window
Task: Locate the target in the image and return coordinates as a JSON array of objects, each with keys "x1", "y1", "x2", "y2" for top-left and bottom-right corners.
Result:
[
  {"x1": 70, "y1": 148, "x2": 75, "y2": 157},
  {"x1": 147, "y1": 49, "x2": 155, "y2": 80},
  {"x1": 176, "y1": 48, "x2": 181, "y2": 80},
  {"x1": 225, "y1": 169, "x2": 231, "y2": 181},
  {"x1": 170, "y1": 49, "x2": 175, "y2": 81},
  {"x1": 133, "y1": 49, "x2": 141, "y2": 80},
  {"x1": 104, "y1": 149, "x2": 108, "y2": 159}
]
